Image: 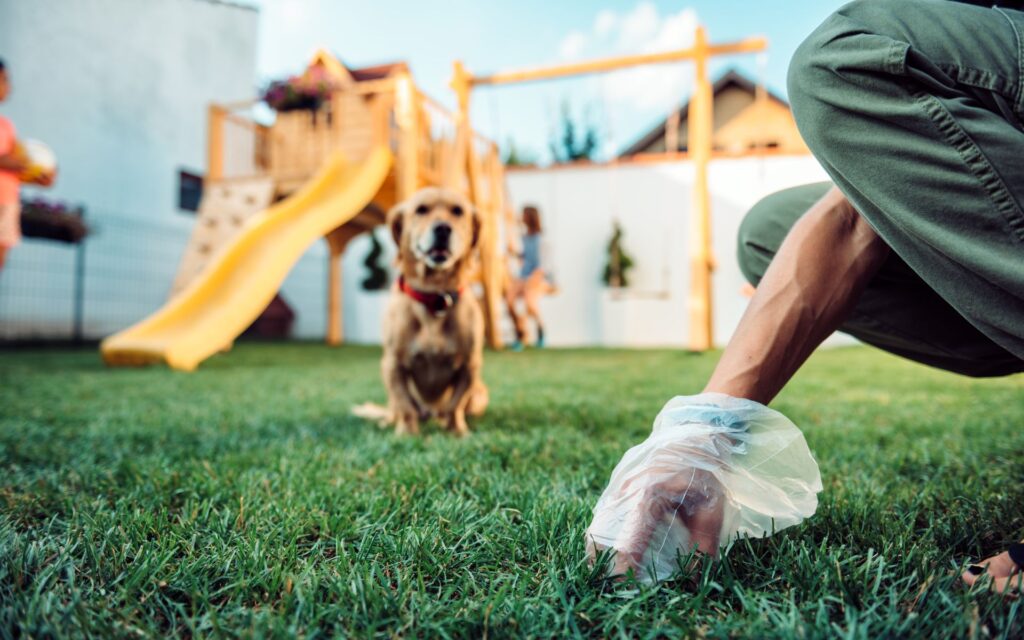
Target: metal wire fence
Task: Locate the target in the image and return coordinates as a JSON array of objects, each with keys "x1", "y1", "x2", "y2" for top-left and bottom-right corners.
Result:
[{"x1": 0, "y1": 210, "x2": 328, "y2": 343}]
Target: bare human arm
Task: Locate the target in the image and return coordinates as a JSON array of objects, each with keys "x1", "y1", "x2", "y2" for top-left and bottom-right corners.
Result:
[
  {"x1": 704, "y1": 186, "x2": 891, "y2": 403},
  {"x1": 0, "y1": 150, "x2": 28, "y2": 173}
]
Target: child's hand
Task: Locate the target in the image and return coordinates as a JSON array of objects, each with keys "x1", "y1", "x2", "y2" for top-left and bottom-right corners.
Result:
[
  {"x1": 0, "y1": 150, "x2": 29, "y2": 173},
  {"x1": 32, "y1": 170, "x2": 56, "y2": 187}
]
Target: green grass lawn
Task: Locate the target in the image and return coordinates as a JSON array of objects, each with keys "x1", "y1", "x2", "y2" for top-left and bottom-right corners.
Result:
[{"x1": 2, "y1": 343, "x2": 1024, "y2": 638}]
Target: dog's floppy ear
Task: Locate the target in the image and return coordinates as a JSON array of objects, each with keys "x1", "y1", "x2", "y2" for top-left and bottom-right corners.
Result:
[
  {"x1": 386, "y1": 202, "x2": 405, "y2": 249},
  {"x1": 470, "y1": 205, "x2": 482, "y2": 249}
]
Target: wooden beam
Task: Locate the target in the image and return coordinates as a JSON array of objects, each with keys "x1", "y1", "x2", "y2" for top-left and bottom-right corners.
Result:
[
  {"x1": 207, "y1": 105, "x2": 226, "y2": 181},
  {"x1": 446, "y1": 61, "x2": 472, "y2": 192},
  {"x1": 479, "y1": 148, "x2": 505, "y2": 350},
  {"x1": 687, "y1": 26, "x2": 715, "y2": 351},
  {"x1": 451, "y1": 60, "x2": 503, "y2": 349},
  {"x1": 470, "y1": 36, "x2": 766, "y2": 87},
  {"x1": 326, "y1": 248, "x2": 343, "y2": 346},
  {"x1": 323, "y1": 220, "x2": 385, "y2": 347},
  {"x1": 394, "y1": 72, "x2": 419, "y2": 200}
]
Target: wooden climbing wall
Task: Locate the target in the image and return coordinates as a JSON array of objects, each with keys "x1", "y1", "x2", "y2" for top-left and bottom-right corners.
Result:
[{"x1": 170, "y1": 177, "x2": 275, "y2": 297}]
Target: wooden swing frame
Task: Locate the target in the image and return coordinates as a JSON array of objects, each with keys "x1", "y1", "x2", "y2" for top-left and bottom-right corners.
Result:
[{"x1": 450, "y1": 26, "x2": 767, "y2": 350}]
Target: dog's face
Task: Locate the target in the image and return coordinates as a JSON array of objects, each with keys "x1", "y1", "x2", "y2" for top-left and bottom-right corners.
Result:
[{"x1": 388, "y1": 187, "x2": 480, "y2": 272}]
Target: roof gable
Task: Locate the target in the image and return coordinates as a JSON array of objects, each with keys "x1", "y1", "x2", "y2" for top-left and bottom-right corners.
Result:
[
  {"x1": 619, "y1": 68, "x2": 789, "y2": 156},
  {"x1": 306, "y1": 50, "x2": 408, "y2": 85}
]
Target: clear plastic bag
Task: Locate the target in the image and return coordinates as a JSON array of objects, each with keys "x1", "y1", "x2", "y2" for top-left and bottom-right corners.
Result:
[{"x1": 586, "y1": 392, "x2": 823, "y2": 583}]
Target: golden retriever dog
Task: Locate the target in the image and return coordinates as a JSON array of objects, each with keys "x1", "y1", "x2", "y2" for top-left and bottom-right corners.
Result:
[{"x1": 353, "y1": 187, "x2": 489, "y2": 436}]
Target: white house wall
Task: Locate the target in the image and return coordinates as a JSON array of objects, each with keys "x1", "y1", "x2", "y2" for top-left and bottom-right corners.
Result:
[
  {"x1": 0, "y1": 0, "x2": 294, "y2": 339},
  {"x1": 504, "y1": 155, "x2": 841, "y2": 348}
]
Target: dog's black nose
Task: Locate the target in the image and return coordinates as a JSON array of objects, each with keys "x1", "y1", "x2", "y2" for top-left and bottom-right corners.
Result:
[{"x1": 433, "y1": 223, "x2": 452, "y2": 244}]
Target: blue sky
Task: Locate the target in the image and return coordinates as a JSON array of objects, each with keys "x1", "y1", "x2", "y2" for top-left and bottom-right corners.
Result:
[{"x1": 247, "y1": 0, "x2": 848, "y2": 162}]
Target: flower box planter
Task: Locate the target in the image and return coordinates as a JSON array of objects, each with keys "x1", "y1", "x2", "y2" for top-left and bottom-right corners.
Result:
[
  {"x1": 20, "y1": 198, "x2": 88, "y2": 244},
  {"x1": 262, "y1": 63, "x2": 339, "y2": 113}
]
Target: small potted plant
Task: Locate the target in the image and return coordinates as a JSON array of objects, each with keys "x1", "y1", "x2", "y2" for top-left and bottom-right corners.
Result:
[
  {"x1": 599, "y1": 221, "x2": 637, "y2": 344},
  {"x1": 602, "y1": 221, "x2": 634, "y2": 288}
]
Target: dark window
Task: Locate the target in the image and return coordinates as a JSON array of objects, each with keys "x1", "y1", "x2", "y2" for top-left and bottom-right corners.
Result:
[{"x1": 178, "y1": 169, "x2": 204, "y2": 213}]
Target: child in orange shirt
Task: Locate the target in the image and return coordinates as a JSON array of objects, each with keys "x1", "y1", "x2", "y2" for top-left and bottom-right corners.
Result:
[{"x1": 0, "y1": 58, "x2": 55, "y2": 269}]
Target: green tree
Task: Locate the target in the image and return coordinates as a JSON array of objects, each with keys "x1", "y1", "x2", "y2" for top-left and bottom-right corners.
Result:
[
  {"x1": 503, "y1": 139, "x2": 537, "y2": 167},
  {"x1": 550, "y1": 100, "x2": 600, "y2": 164}
]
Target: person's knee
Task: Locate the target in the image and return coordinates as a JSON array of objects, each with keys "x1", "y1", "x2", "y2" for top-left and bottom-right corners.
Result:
[
  {"x1": 787, "y1": 0, "x2": 901, "y2": 152},
  {"x1": 787, "y1": 15, "x2": 840, "y2": 151},
  {"x1": 737, "y1": 195, "x2": 785, "y2": 286},
  {"x1": 737, "y1": 182, "x2": 833, "y2": 285}
]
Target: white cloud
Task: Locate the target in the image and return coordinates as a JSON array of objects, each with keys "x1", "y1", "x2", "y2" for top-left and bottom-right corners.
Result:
[
  {"x1": 545, "y1": 2, "x2": 702, "y2": 155},
  {"x1": 616, "y1": 2, "x2": 660, "y2": 51},
  {"x1": 558, "y1": 31, "x2": 588, "y2": 59},
  {"x1": 581, "y1": 3, "x2": 700, "y2": 110},
  {"x1": 594, "y1": 10, "x2": 617, "y2": 37},
  {"x1": 646, "y1": 7, "x2": 699, "y2": 53}
]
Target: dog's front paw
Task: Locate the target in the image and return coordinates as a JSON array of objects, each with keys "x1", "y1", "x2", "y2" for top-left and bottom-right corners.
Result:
[
  {"x1": 445, "y1": 414, "x2": 471, "y2": 438},
  {"x1": 394, "y1": 412, "x2": 421, "y2": 436}
]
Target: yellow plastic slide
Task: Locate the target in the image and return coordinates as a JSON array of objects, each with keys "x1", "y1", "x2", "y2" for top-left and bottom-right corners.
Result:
[{"x1": 101, "y1": 147, "x2": 393, "y2": 371}]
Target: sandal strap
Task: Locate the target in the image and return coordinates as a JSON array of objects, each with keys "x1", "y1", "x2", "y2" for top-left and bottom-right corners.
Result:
[{"x1": 1008, "y1": 542, "x2": 1024, "y2": 568}]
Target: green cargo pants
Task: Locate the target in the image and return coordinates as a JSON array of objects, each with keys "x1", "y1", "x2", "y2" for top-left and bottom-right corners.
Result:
[{"x1": 738, "y1": 0, "x2": 1024, "y2": 377}]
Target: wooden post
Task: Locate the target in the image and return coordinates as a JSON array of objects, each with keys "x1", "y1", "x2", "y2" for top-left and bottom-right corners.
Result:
[
  {"x1": 448, "y1": 61, "x2": 472, "y2": 192},
  {"x1": 326, "y1": 248, "x2": 343, "y2": 346},
  {"x1": 395, "y1": 72, "x2": 419, "y2": 199},
  {"x1": 208, "y1": 104, "x2": 226, "y2": 181},
  {"x1": 687, "y1": 26, "x2": 714, "y2": 351},
  {"x1": 480, "y1": 146, "x2": 505, "y2": 349},
  {"x1": 451, "y1": 61, "x2": 504, "y2": 349}
]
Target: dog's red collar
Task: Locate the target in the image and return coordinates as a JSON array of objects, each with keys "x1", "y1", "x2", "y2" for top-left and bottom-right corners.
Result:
[{"x1": 398, "y1": 276, "x2": 463, "y2": 315}]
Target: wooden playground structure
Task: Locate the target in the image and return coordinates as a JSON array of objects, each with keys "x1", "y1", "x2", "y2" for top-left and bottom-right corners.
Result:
[
  {"x1": 102, "y1": 25, "x2": 768, "y2": 369},
  {"x1": 102, "y1": 50, "x2": 515, "y2": 369},
  {"x1": 194, "y1": 51, "x2": 513, "y2": 349}
]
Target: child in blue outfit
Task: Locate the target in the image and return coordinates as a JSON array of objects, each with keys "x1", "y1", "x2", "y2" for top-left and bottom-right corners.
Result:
[{"x1": 506, "y1": 206, "x2": 552, "y2": 349}]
